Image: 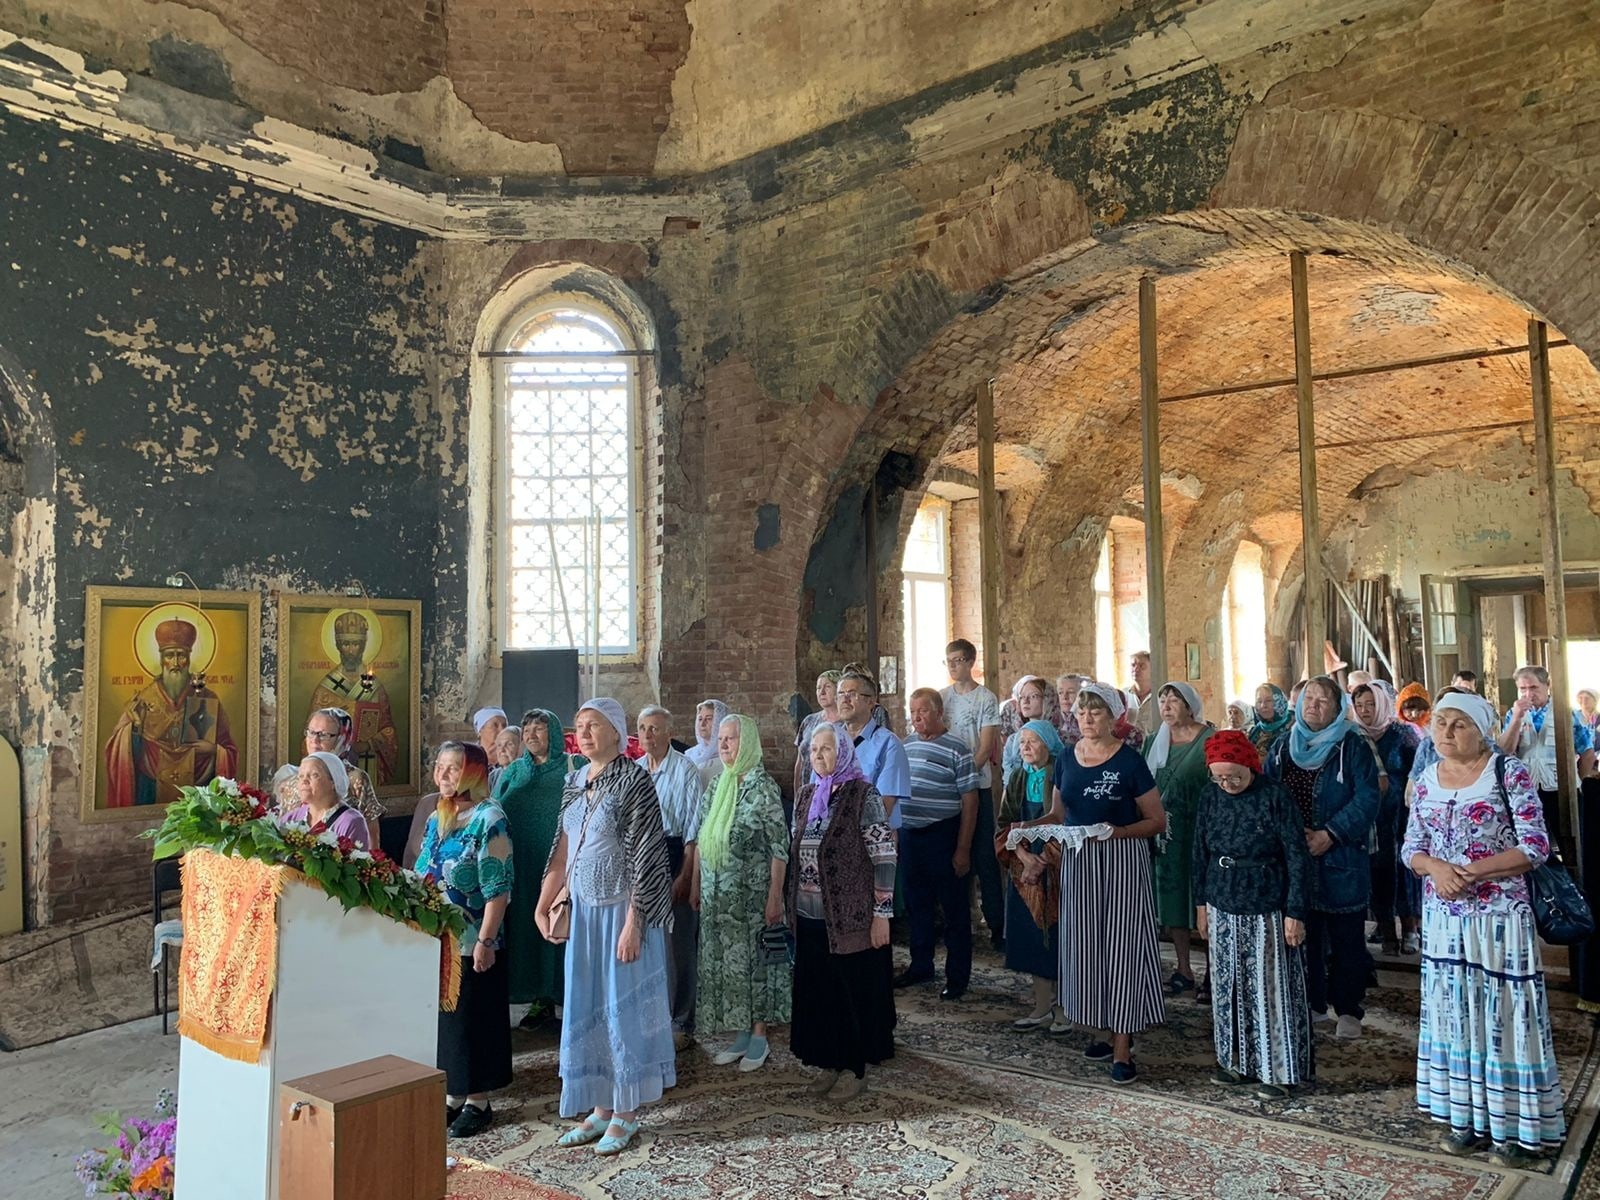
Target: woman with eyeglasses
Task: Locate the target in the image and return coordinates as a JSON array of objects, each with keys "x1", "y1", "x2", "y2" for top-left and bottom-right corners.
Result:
[
  {"x1": 1192, "y1": 730, "x2": 1313, "y2": 1100},
  {"x1": 305, "y1": 707, "x2": 385, "y2": 849}
]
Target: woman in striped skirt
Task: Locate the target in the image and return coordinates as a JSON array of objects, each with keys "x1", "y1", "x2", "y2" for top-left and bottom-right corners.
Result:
[
  {"x1": 1191, "y1": 730, "x2": 1314, "y2": 1099},
  {"x1": 1019, "y1": 683, "x2": 1167, "y2": 1083},
  {"x1": 1402, "y1": 692, "x2": 1564, "y2": 1167}
]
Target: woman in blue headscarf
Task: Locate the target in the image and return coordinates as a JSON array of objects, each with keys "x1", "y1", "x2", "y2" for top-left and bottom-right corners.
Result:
[
  {"x1": 1247, "y1": 683, "x2": 1292, "y2": 761},
  {"x1": 1261, "y1": 675, "x2": 1382, "y2": 1040},
  {"x1": 997, "y1": 718, "x2": 1069, "y2": 1030}
]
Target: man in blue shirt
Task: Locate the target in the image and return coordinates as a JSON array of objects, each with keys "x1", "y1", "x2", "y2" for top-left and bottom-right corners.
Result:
[
  {"x1": 1497, "y1": 665, "x2": 1596, "y2": 852},
  {"x1": 837, "y1": 665, "x2": 910, "y2": 829},
  {"x1": 897, "y1": 689, "x2": 980, "y2": 1000}
]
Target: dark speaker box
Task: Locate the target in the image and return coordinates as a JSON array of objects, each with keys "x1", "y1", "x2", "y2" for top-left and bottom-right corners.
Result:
[{"x1": 501, "y1": 649, "x2": 582, "y2": 728}]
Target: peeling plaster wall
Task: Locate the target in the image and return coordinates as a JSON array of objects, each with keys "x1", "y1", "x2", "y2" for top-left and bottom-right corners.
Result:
[{"x1": 0, "y1": 111, "x2": 454, "y2": 922}]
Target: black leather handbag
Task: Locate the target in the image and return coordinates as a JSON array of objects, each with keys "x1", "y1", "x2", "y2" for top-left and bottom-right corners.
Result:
[{"x1": 1492, "y1": 755, "x2": 1595, "y2": 946}]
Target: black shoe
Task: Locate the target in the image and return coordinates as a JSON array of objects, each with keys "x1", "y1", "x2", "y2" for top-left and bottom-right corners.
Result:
[
  {"x1": 1110, "y1": 1061, "x2": 1137, "y2": 1085},
  {"x1": 1165, "y1": 972, "x2": 1196, "y2": 997},
  {"x1": 990, "y1": 935, "x2": 1006, "y2": 952},
  {"x1": 1211, "y1": 1066, "x2": 1246, "y2": 1085},
  {"x1": 446, "y1": 1103, "x2": 463, "y2": 1129},
  {"x1": 1440, "y1": 1129, "x2": 1487, "y2": 1156},
  {"x1": 940, "y1": 987, "x2": 966, "y2": 1001},
  {"x1": 893, "y1": 970, "x2": 935, "y2": 989},
  {"x1": 448, "y1": 1102, "x2": 493, "y2": 1139},
  {"x1": 1490, "y1": 1141, "x2": 1544, "y2": 1168},
  {"x1": 1254, "y1": 1082, "x2": 1289, "y2": 1100},
  {"x1": 1084, "y1": 1040, "x2": 1113, "y2": 1061}
]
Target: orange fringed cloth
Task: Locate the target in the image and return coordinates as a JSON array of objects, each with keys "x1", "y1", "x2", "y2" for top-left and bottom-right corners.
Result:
[{"x1": 177, "y1": 850, "x2": 462, "y2": 1063}]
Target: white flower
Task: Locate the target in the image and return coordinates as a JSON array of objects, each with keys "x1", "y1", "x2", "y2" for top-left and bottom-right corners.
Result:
[
  {"x1": 316, "y1": 830, "x2": 341, "y2": 848},
  {"x1": 348, "y1": 849, "x2": 372, "y2": 861},
  {"x1": 215, "y1": 778, "x2": 241, "y2": 798}
]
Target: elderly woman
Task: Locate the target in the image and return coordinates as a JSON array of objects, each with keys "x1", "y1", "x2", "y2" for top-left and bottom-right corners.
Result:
[
  {"x1": 535, "y1": 699, "x2": 674, "y2": 1156},
  {"x1": 304, "y1": 707, "x2": 385, "y2": 850},
  {"x1": 1055, "y1": 675, "x2": 1085, "y2": 743},
  {"x1": 695, "y1": 714, "x2": 790, "y2": 1071},
  {"x1": 794, "y1": 670, "x2": 842, "y2": 800},
  {"x1": 495, "y1": 709, "x2": 586, "y2": 1026},
  {"x1": 1000, "y1": 676, "x2": 1051, "y2": 792},
  {"x1": 787, "y1": 723, "x2": 896, "y2": 1099},
  {"x1": 686, "y1": 699, "x2": 730, "y2": 789},
  {"x1": 1247, "y1": 684, "x2": 1291, "y2": 761},
  {"x1": 473, "y1": 707, "x2": 508, "y2": 757},
  {"x1": 1580, "y1": 688, "x2": 1600, "y2": 734},
  {"x1": 1353, "y1": 682, "x2": 1421, "y2": 956},
  {"x1": 414, "y1": 742, "x2": 513, "y2": 1138},
  {"x1": 1146, "y1": 682, "x2": 1215, "y2": 998},
  {"x1": 1193, "y1": 731, "x2": 1313, "y2": 1100},
  {"x1": 1403, "y1": 693, "x2": 1563, "y2": 1165},
  {"x1": 278, "y1": 751, "x2": 371, "y2": 850},
  {"x1": 269, "y1": 763, "x2": 299, "y2": 813},
  {"x1": 998, "y1": 718, "x2": 1067, "y2": 1030},
  {"x1": 488, "y1": 726, "x2": 522, "y2": 793},
  {"x1": 1262, "y1": 676, "x2": 1381, "y2": 1040},
  {"x1": 1018, "y1": 683, "x2": 1166, "y2": 1084},
  {"x1": 1225, "y1": 701, "x2": 1249, "y2": 732}
]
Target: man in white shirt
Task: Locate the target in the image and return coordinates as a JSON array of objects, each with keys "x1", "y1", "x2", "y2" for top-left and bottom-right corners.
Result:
[
  {"x1": 1130, "y1": 650, "x2": 1160, "y2": 740},
  {"x1": 940, "y1": 638, "x2": 1004, "y2": 948},
  {"x1": 639, "y1": 704, "x2": 704, "y2": 1050}
]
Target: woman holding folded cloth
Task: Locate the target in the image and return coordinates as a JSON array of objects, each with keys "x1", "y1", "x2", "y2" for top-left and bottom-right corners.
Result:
[{"x1": 1192, "y1": 730, "x2": 1314, "y2": 1100}]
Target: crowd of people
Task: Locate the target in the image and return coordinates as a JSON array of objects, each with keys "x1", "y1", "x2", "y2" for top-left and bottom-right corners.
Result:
[{"x1": 260, "y1": 647, "x2": 1588, "y2": 1166}]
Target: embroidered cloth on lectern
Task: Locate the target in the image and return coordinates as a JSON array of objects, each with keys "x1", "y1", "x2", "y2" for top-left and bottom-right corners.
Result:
[{"x1": 177, "y1": 849, "x2": 284, "y2": 1063}]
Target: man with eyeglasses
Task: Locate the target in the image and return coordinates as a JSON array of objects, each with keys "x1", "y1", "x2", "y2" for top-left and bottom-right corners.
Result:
[
  {"x1": 940, "y1": 639, "x2": 1004, "y2": 949},
  {"x1": 835, "y1": 666, "x2": 909, "y2": 830}
]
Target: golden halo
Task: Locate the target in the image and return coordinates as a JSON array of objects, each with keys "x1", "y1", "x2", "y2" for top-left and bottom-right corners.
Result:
[
  {"x1": 319, "y1": 608, "x2": 383, "y2": 669},
  {"x1": 132, "y1": 603, "x2": 217, "y2": 678}
]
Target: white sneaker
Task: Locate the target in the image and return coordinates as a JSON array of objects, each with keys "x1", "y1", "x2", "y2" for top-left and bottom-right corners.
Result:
[
  {"x1": 1335, "y1": 1015, "x2": 1363, "y2": 1041},
  {"x1": 1311, "y1": 1009, "x2": 1334, "y2": 1025},
  {"x1": 1402, "y1": 933, "x2": 1420, "y2": 955},
  {"x1": 1047, "y1": 1009, "x2": 1072, "y2": 1036}
]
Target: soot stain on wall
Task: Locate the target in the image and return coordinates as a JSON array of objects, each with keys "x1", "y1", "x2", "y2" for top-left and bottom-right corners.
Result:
[{"x1": 0, "y1": 112, "x2": 455, "y2": 702}]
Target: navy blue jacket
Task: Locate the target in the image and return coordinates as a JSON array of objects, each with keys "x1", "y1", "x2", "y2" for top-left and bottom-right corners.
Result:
[{"x1": 1262, "y1": 728, "x2": 1382, "y2": 914}]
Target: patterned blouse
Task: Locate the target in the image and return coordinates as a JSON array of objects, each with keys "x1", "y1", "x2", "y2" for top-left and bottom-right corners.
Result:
[
  {"x1": 1401, "y1": 753, "x2": 1549, "y2": 918},
  {"x1": 416, "y1": 800, "x2": 514, "y2": 951},
  {"x1": 794, "y1": 788, "x2": 897, "y2": 921}
]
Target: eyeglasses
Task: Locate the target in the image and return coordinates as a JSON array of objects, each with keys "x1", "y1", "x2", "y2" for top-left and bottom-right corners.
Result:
[{"x1": 304, "y1": 730, "x2": 340, "y2": 741}]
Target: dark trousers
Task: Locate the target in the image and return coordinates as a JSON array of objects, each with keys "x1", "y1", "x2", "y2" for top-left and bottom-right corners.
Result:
[
  {"x1": 971, "y1": 788, "x2": 1005, "y2": 939},
  {"x1": 1369, "y1": 794, "x2": 1403, "y2": 929},
  {"x1": 1305, "y1": 909, "x2": 1369, "y2": 1020},
  {"x1": 664, "y1": 837, "x2": 699, "y2": 1033},
  {"x1": 905, "y1": 816, "x2": 972, "y2": 992}
]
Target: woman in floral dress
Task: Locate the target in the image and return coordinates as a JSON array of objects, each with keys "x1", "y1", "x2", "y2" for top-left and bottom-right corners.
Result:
[
  {"x1": 695, "y1": 714, "x2": 791, "y2": 1071},
  {"x1": 1402, "y1": 692, "x2": 1564, "y2": 1166}
]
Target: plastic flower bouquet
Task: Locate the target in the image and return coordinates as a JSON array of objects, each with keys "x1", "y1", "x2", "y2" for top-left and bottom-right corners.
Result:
[{"x1": 73, "y1": 1089, "x2": 176, "y2": 1199}]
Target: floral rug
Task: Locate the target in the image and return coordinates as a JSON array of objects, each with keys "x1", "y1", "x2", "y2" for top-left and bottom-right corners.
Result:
[
  {"x1": 442, "y1": 948, "x2": 1576, "y2": 1198},
  {"x1": 448, "y1": 1158, "x2": 581, "y2": 1199}
]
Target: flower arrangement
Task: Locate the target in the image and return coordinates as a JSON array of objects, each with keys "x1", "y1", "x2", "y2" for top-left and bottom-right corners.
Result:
[
  {"x1": 144, "y1": 777, "x2": 465, "y2": 940},
  {"x1": 74, "y1": 1089, "x2": 176, "y2": 1199}
]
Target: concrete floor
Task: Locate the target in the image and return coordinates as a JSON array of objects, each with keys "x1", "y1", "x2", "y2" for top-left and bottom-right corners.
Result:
[{"x1": 0, "y1": 1015, "x2": 179, "y2": 1200}]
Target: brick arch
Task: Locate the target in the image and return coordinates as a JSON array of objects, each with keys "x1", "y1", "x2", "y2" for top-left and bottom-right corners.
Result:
[{"x1": 791, "y1": 140, "x2": 1600, "y2": 703}]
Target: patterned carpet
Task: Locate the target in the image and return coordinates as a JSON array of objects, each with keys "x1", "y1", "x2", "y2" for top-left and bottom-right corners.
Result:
[{"x1": 444, "y1": 947, "x2": 1595, "y2": 1198}]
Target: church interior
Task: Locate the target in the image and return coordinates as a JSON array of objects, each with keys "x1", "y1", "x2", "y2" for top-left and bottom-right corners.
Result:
[{"x1": 4, "y1": 0, "x2": 1600, "y2": 1196}]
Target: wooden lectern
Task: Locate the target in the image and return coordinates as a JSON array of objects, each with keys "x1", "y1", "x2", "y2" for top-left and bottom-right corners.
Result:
[{"x1": 173, "y1": 856, "x2": 442, "y2": 1200}]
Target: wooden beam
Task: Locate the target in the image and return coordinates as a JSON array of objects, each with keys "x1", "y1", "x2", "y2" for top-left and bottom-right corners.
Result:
[
  {"x1": 1291, "y1": 251, "x2": 1326, "y2": 680},
  {"x1": 1159, "y1": 339, "x2": 1574, "y2": 405},
  {"x1": 864, "y1": 475, "x2": 879, "y2": 687},
  {"x1": 1138, "y1": 276, "x2": 1169, "y2": 689},
  {"x1": 977, "y1": 380, "x2": 1003, "y2": 694},
  {"x1": 1530, "y1": 318, "x2": 1580, "y2": 871}
]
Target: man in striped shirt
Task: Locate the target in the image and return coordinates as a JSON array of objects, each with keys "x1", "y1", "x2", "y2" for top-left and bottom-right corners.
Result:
[{"x1": 895, "y1": 688, "x2": 980, "y2": 1001}]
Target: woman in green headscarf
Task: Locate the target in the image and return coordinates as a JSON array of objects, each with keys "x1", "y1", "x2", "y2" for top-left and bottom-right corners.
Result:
[
  {"x1": 693, "y1": 713, "x2": 790, "y2": 1071},
  {"x1": 1248, "y1": 683, "x2": 1292, "y2": 762},
  {"x1": 495, "y1": 708, "x2": 586, "y2": 1022}
]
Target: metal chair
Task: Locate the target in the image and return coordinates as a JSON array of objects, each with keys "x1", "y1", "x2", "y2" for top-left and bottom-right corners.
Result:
[{"x1": 151, "y1": 857, "x2": 183, "y2": 1033}]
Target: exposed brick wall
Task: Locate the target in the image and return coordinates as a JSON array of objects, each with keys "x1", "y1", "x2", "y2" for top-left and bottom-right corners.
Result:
[
  {"x1": 445, "y1": 0, "x2": 692, "y2": 174},
  {"x1": 186, "y1": 0, "x2": 443, "y2": 93}
]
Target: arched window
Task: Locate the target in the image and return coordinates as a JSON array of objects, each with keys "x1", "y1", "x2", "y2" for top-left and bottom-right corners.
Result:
[
  {"x1": 1220, "y1": 540, "x2": 1268, "y2": 701},
  {"x1": 496, "y1": 305, "x2": 638, "y2": 653}
]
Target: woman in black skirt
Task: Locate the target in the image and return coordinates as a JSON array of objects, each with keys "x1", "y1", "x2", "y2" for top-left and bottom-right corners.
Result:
[
  {"x1": 786, "y1": 723, "x2": 897, "y2": 1100},
  {"x1": 414, "y1": 740, "x2": 515, "y2": 1138}
]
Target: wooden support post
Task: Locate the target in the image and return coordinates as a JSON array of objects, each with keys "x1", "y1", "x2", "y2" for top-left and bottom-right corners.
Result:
[
  {"x1": 1138, "y1": 276, "x2": 1169, "y2": 690},
  {"x1": 1530, "y1": 318, "x2": 1579, "y2": 869},
  {"x1": 1290, "y1": 251, "x2": 1327, "y2": 682},
  {"x1": 864, "y1": 475, "x2": 879, "y2": 685},
  {"x1": 977, "y1": 380, "x2": 1003, "y2": 693}
]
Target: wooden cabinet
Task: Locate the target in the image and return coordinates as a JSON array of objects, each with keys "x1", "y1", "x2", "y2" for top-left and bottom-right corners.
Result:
[{"x1": 277, "y1": 1055, "x2": 446, "y2": 1200}]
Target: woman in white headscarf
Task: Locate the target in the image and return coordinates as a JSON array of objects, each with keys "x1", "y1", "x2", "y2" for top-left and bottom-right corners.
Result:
[
  {"x1": 277, "y1": 751, "x2": 371, "y2": 850},
  {"x1": 1145, "y1": 682, "x2": 1215, "y2": 999},
  {"x1": 1403, "y1": 692, "x2": 1563, "y2": 1166},
  {"x1": 1353, "y1": 680, "x2": 1421, "y2": 956},
  {"x1": 685, "y1": 699, "x2": 729, "y2": 789}
]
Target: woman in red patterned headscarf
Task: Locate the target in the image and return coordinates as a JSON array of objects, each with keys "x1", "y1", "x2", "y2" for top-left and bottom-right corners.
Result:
[{"x1": 1192, "y1": 730, "x2": 1316, "y2": 1101}]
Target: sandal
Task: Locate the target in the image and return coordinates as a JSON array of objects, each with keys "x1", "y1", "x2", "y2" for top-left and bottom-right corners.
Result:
[
  {"x1": 557, "y1": 1112, "x2": 609, "y2": 1147},
  {"x1": 595, "y1": 1117, "x2": 642, "y2": 1155}
]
